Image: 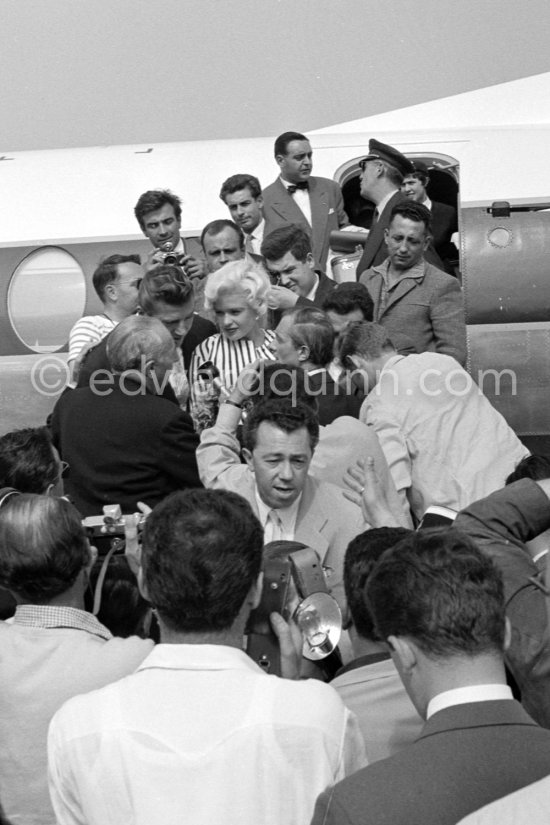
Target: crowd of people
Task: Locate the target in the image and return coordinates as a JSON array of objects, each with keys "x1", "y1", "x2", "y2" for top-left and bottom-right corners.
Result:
[{"x1": 0, "y1": 131, "x2": 549, "y2": 825}]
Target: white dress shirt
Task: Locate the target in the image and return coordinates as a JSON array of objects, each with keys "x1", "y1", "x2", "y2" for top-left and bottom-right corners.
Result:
[
  {"x1": 255, "y1": 490, "x2": 302, "y2": 543},
  {"x1": 48, "y1": 643, "x2": 366, "y2": 825},
  {"x1": 281, "y1": 177, "x2": 312, "y2": 226},
  {"x1": 246, "y1": 217, "x2": 265, "y2": 255},
  {"x1": 427, "y1": 684, "x2": 513, "y2": 719}
]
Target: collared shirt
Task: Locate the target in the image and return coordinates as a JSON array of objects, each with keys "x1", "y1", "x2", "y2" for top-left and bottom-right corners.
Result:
[
  {"x1": 14, "y1": 603, "x2": 112, "y2": 640},
  {"x1": 305, "y1": 271, "x2": 320, "y2": 302},
  {"x1": 373, "y1": 189, "x2": 398, "y2": 224},
  {"x1": 1, "y1": 604, "x2": 151, "y2": 825},
  {"x1": 376, "y1": 256, "x2": 425, "y2": 319},
  {"x1": 280, "y1": 176, "x2": 312, "y2": 226},
  {"x1": 422, "y1": 196, "x2": 433, "y2": 211},
  {"x1": 246, "y1": 217, "x2": 265, "y2": 255},
  {"x1": 255, "y1": 489, "x2": 302, "y2": 543},
  {"x1": 427, "y1": 684, "x2": 513, "y2": 719},
  {"x1": 48, "y1": 642, "x2": 366, "y2": 825}
]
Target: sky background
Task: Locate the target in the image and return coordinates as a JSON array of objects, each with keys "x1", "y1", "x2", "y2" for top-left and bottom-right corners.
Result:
[{"x1": 2, "y1": 0, "x2": 550, "y2": 152}]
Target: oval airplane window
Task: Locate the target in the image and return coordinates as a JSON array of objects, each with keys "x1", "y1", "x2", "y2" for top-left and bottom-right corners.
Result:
[{"x1": 7, "y1": 247, "x2": 86, "y2": 353}]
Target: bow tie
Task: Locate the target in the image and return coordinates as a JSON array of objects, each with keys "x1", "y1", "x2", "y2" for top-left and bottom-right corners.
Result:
[{"x1": 287, "y1": 181, "x2": 309, "y2": 194}]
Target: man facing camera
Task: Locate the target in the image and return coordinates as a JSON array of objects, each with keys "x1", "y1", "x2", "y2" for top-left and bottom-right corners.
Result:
[
  {"x1": 359, "y1": 200, "x2": 466, "y2": 364},
  {"x1": 48, "y1": 489, "x2": 365, "y2": 825},
  {"x1": 262, "y1": 131, "x2": 348, "y2": 271},
  {"x1": 312, "y1": 529, "x2": 550, "y2": 825}
]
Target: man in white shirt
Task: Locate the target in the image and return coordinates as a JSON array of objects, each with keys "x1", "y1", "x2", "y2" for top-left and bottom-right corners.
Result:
[
  {"x1": 48, "y1": 488, "x2": 366, "y2": 825},
  {"x1": 68, "y1": 253, "x2": 143, "y2": 366},
  {"x1": 197, "y1": 396, "x2": 368, "y2": 612},
  {"x1": 219, "y1": 173, "x2": 265, "y2": 260},
  {"x1": 262, "y1": 224, "x2": 337, "y2": 320},
  {"x1": 262, "y1": 130, "x2": 349, "y2": 272},
  {"x1": 339, "y1": 321, "x2": 528, "y2": 521},
  {"x1": 312, "y1": 528, "x2": 550, "y2": 825}
]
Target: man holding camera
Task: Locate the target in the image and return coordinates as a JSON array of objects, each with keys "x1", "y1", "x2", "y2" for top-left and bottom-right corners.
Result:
[
  {"x1": 48, "y1": 488, "x2": 365, "y2": 825},
  {"x1": 134, "y1": 189, "x2": 207, "y2": 280},
  {"x1": 0, "y1": 494, "x2": 152, "y2": 825}
]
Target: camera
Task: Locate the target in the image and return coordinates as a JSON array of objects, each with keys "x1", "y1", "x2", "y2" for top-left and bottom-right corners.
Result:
[
  {"x1": 159, "y1": 241, "x2": 180, "y2": 266},
  {"x1": 246, "y1": 540, "x2": 342, "y2": 677}
]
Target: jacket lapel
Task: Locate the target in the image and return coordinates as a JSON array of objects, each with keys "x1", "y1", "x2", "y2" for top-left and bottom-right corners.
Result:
[
  {"x1": 268, "y1": 178, "x2": 309, "y2": 225},
  {"x1": 294, "y1": 477, "x2": 330, "y2": 562}
]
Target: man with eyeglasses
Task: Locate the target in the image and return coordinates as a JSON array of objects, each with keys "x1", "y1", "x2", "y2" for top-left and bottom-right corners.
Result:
[
  {"x1": 355, "y1": 139, "x2": 443, "y2": 279},
  {"x1": 68, "y1": 254, "x2": 144, "y2": 370}
]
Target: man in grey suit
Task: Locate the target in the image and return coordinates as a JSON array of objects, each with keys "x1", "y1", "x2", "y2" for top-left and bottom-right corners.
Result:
[
  {"x1": 262, "y1": 131, "x2": 348, "y2": 271},
  {"x1": 356, "y1": 139, "x2": 443, "y2": 279},
  {"x1": 311, "y1": 528, "x2": 550, "y2": 825}
]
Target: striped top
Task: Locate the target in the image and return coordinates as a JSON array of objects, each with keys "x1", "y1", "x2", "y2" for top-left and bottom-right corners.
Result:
[
  {"x1": 189, "y1": 330, "x2": 276, "y2": 431},
  {"x1": 69, "y1": 314, "x2": 116, "y2": 362}
]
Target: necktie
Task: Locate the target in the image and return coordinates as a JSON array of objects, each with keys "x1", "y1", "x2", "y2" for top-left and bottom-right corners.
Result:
[
  {"x1": 267, "y1": 509, "x2": 284, "y2": 542},
  {"x1": 287, "y1": 182, "x2": 309, "y2": 194},
  {"x1": 244, "y1": 234, "x2": 255, "y2": 256}
]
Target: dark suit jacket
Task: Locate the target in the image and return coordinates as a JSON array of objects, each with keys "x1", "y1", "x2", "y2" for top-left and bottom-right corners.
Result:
[
  {"x1": 311, "y1": 700, "x2": 550, "y2": 825},
  {"x1": 306, "y1": 370, "x2": 362, "y2": 425},
  {"x1": 76, "y1": 314, "x2": 216, "y2": 389},
  {"x1": 455, "y1": 479, "x2": 550, "y2": 728},
  {"x1": 269, "y1": 271, "x2": 337, "y2": 330},
  {"x1": 51, "y1": 379, "x2": 201, "y2": 517},
  {"x1": 262, "y1": 176, "x2": 348, "y2": 270},
  {"x1": 431, "y1": 199, "x2": 458, "y2": 260},
  {"x1": 360, "y1": 259, "x2": 467, "y2": 365},
  {"x1": 356, "y1": 191, "x2": 444, "y2": 278}
]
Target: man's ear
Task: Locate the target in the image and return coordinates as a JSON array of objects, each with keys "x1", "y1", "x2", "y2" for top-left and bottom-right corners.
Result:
[
  {"x1": 250, "y1": 571, "x2": 264, "y2": 610},
  {"x1": 242, "y1": 447, "x2": 254, "y2": 473},
  {"x1": 298, "y1": 345, "x2": 310, "y2": 364},
  {"x1": 388, "y1": 635, "x2": 417, "y2": 673},
  {"x1": 137, "y1": 565, "x2": 150, "y2": 602},
  {"x1": 275, "y1": 154, "x2": 284, "y2": 170},
  {"x1": 305, "y1": 252, "x2": 315, "y2": 269},
  {"x1": 503, "y1": 616, "x2": 512, "y2": 652}
]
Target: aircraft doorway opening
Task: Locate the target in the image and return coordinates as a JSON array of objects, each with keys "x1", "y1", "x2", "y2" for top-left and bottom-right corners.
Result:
[{"x1": 334, "y1": 152, "x2": 461, "y2": 276}]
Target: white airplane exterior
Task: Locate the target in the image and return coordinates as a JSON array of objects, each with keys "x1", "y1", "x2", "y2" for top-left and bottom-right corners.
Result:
[{"x1": 2, "y1": 72, "x2": 550, "y2": 439}]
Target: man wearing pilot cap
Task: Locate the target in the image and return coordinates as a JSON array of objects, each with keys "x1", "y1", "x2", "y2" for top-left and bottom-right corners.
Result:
[{"x1": 355, "y1": 139, "x2": 442, "y2": 278}]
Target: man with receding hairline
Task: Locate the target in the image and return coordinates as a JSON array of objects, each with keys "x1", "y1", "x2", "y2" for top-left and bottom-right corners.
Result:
[{"x1": 262, "y1": 130, "x2": 348, "y2": 271}]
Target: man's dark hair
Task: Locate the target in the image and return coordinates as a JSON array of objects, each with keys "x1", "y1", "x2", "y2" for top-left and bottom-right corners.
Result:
[
  {"x1": 92, "y1": 254, "x2": 141, "y2": 302},
  {"x1": 261, "y1": 225, "x2": 311, "y2": 263},
  {"x1": 337, "y1": 321, "x2": 395, "y2": 369},
  {"x1": 408, "y1": 169, "x2": 430, "y2": 186},
  {"x1": 283, "y1": 307, "x2": 334, "y2": 368},
  {"x1": 0, "y1": 427, "x2": 59, "y2": 493},
  {"x1": 243, "y1": 399, "x2": 319, "y2": 453},
  {"x1": 134, "y1": 189, "x2": 182, "y2": 231},
  {"x1": 138, "y1": 264, "x2": 193, "y2": 314},
  {"x1": 248, "y1": 362, "x2": 319, "y2": 414},
  {"x1": 322, "y1": 283, "x2": 374, "y2": 321},
  {"x1": 274, "y1": 131, "x2": 309, "y2": 158},
  {"x1": 505, "y1": 454, "x2": 550, "y2": 485},
  {"x1": 141, "y1": 489, "x2": 263, "y2": 633},
  {"x1": 0, "y1": 495, "x2": 90, "y2": 602},
  {"x1": 219, "y1": 174, "x2": 262, "y2": 202},
  {"x1": 390, "y1": 200, "x2": 432, "y2": 235},
  {"x1": 200, "y1": 219, "x2": 244, "y2": 250},
  {"x1": 366, "y1": 529, "x2": 506, "y2": 657},
  {"x1": 344, "y1": 527, "x2": 413, "y2": 639}
]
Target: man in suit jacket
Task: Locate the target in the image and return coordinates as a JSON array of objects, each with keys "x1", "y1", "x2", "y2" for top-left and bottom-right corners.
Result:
[
  {"x1": 402, "y1": 160, "x2": 458, "y2": 270},
  {"x1": 197, "y1": 397, "x2": 365, "y2": 612},
  {"x1": 359, "y1": 200, "x2": 467, "y2": 365},
  {"x1": 262, "y1": 131, "x2": 348, "y2": 271},
  {"x1": 356, "y1": 139, "x2": 443, "y2": 278},
  {"x1": 52, "y1": 316, "x2": 201, "y2": 517},
  {"x1": 311, "y1": 529, "x2": 550, "y2": 825},
  {"x1": 262, "y1": 225, "x2": 337, "y2": 329}
]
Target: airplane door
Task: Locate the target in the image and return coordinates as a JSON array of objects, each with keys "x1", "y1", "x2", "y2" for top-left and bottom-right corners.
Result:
[{"x1": 462, "y1": 203, "x2": 550, "y2": 437}]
